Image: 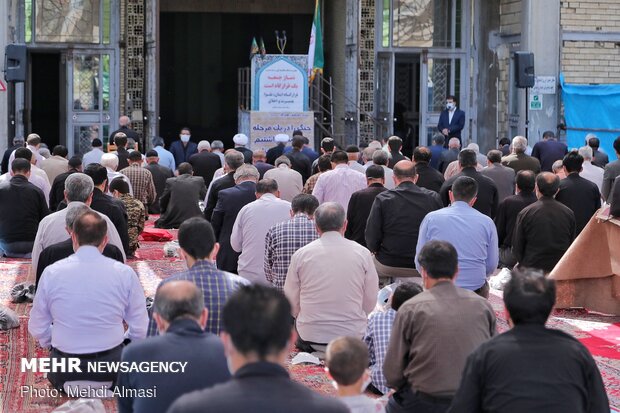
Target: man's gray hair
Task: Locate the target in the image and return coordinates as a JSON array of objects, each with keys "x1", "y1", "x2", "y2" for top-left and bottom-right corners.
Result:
[
  {"x1": 233, "y1": 164, "x2": 260, "y2": 182},
  {"x1": 512, "y1": 136, "x2": 528, "y2": 153},
  {"x1": 314, "y1": 202, "x2": 346, "y2": 232},
  {"x1": 448, "y1": 137, "x2": 461, "y2": 149},
  {"x1": 65, "y1": 204, "x2": 91, "y2": 230},
  {"x1": 225, "y1": 150, "x2": 245, "y2": 171},
  {"x1": 552, "y1": 160, "x2": 564, "y2": 173},
  {"x1": 153, "y1": 281, "x2": 205, "y2": 322},
  {"x1": 275, "y1": 155, "x2": 292, "y2": 167},
  {"x1": 578, "y1": 145, "x2": 593, "y2": 160},
  {"x1": 100, "y1": 153, "x2": 119, "y2": 170},
  {"x1": 211, "y1": 140, "x2": 224, "y2": 149},
  {"x1": 65, "y1": 173, "x2": 94, "y2": 202},
  {"x1": 372, "y1": 149, "x2": 389, "y2": 166},
  {"x1": 197, "y1": 140, "x2": 211, "y2": 152},
  {"x1": 152, "y1": 136, "x2": 165, "y2": 147},
  {"x1": 466, "y1": 143, "x2": 480, "y2": 154}
]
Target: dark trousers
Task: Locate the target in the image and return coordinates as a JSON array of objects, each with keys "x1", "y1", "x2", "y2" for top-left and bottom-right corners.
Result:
[
  {"x1": 474, "y1": 280, "x2": 490, "y2": 299},
  {"x1": 48, "y1": 344, "x2": 123, "y2": 391},
  {"x1": 0, "y1": 240, "x2": 33, "y2": 258},
  {"x1": 387, "y1": 387, "x2": 452, "y2": 413}
]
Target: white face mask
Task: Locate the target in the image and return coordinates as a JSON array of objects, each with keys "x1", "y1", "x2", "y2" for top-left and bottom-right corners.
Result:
[
  {"x1": 180, "y1": 135, "x2": 190, "y2": 143},
  {"x1": 446, "y1": 102, "x2": 455, "y2": 110}
]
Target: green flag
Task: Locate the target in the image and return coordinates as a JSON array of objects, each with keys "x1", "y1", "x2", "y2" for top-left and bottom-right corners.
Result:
[
  {"x1": 259, "y1": 37, "x2": 266, "y2": 57},
  {"x1": 250, "y1": 37, "x2": 259, "y2": 60},
  {"x1": 307, "y1": 0, "x2": 324, "y2": 82}
]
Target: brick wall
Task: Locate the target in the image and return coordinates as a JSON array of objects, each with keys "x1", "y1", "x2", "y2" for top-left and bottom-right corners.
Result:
[
  {"x1": 561, "y1": 41, "x2": 620, "y2": 84},
  {"x1": 561, "y1": 0, "x2": 620, "y2": 84},
  {"x1": 561, "y1": 0, "x2": 620, "y2": 33},
  {"x1": 499, "y1": 0, "x2": 521, "y2": 36}
]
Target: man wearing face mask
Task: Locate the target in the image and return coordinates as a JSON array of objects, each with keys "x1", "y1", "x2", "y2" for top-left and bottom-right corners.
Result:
[
  {"x1": 169, "y1": 127, "x2": 198, "y2": 169},
  {"x1": 437, "y1": 95, "x2": 465, "y2": 147},
  {"x1": 146, "y1": 217, "x2": 248, "y2": 337}
]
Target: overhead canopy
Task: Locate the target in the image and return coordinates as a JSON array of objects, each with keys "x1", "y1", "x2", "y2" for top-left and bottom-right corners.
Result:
[{"x1": 560, "y1": 73, "x2": 618, "y2": 161}]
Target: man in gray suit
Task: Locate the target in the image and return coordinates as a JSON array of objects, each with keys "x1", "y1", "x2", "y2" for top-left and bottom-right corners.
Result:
[
  {"x1": 602, "y1": 136, "x2": 620, "y2": 202},
  {"x1": 481, "y1": 150, "x2": 515, "y2": 202},
  {"x1": 155, "y1": 163, "x2": 207, "y2": 229}
]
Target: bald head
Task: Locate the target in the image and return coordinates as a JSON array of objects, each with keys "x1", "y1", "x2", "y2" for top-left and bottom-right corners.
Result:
[
  {"x1": 536, "y1": 172, "x2": 560, "y2": 198},
  {"x1": 153, "y1": 281, "x2": 205, "y2": 329},
  {"x1": 393, "y1": 160, "x2": 417, "y2": 184}
]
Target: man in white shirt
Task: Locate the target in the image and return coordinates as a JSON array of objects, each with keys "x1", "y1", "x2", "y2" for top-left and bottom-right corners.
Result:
[
  {"x1": 82, "y1": 138, "x2": 105, "y2": 167},
  {"x1": 100, "y1": 153, "x2": 134, "y2": 196},
  {"x1": 264, "y1": 156, "x2": 303, "y2": 202},
  {"x1": 578, "y1": 145, "x2": 604, "y2": 196},
  {"x1": 0, "y1": 147, "x2": 51, "y2": 205},
  {"x1": 231, "y1": 179, "x2": 291, "y2": 284},
  {"x1": 312, "y1": 150, "x2": 367, "y2": 210},
  {"x1": 284, "y1": 202, "x2": 378, "y2": 353},
  {"x1": 8, "y1": 133, "x2": 44, "y2": 167},
  {"x1": 29, "y1": 210, "x2": 148, "y2": 390},
  {"x1": 346, "y1": 145, "x2": 366, "y2": 174},
  {"x1": 31, "y1": 173, "x2": 126, "y2": 276}
]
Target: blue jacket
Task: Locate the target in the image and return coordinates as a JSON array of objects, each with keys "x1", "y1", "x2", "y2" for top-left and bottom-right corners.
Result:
[
  {"x1": 117, "y1": 318, "x2": 230, "y2": 413},
  {"x1": 169, "y1": 140, "x2": 198, "y2": 167},
  {"x1": 437, "y1": 108, "x2": 466, "y2": 140}
]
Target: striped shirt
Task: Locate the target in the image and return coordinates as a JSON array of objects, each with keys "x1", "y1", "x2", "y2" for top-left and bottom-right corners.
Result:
[
  {"x1": 146, "y1": 260, "x2": 248, "y2": 336},
  {"x1": 363, "y1": 309, "x2": 396, "y2": 394},
  {"x1": 264, "y1": 214, "x2": 318, "y2": 290},
  {"x1": 120, "y1": 164, "x2": 156, "y2": 206}
]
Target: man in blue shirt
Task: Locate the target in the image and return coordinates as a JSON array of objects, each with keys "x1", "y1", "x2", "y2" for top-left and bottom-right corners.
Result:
[
  {"x1": 531, "y1": 130, "x2": 568, "y2": 172},
  {"x1": 429, "y1": 134, "x2": 446, "y2": 170},
  {"x1": 416, "y1": 176, "x2": 498, "y2": 297},
  {"x1": 151, "y1": 136, "x2": 176, "y2": 172},
  {"x1": 147, "y1": 217, "x2": 247, "y2": 336}
]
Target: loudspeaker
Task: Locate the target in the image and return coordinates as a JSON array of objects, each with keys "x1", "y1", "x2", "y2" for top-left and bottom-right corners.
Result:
[
  {"x1": 514, "y1": 51, "x2": 535, "y2": 88},
  {"x1": 4, "y1": 44, "x2": 27, "y2": 83}
]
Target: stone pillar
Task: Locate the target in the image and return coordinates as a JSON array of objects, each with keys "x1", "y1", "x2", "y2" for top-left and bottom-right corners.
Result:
[{"x1": 521, "y1": 0, "x2": 561, "y2": 142}]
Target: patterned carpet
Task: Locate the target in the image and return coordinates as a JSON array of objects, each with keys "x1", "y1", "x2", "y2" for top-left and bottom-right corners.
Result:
[{"x1": 1, "y1": 225, "x2": 619, "y2": 411}]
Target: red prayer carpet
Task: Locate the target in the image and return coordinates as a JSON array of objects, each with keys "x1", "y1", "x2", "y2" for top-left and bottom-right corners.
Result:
[{"x1": 0, "y1": 218, "x2": 619, "y2": 411}]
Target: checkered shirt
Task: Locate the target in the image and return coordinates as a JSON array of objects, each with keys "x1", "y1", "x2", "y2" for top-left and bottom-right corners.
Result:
[
  {"x1": 147, "y1": 260, "x2": 248, "y2": 336},
  {"x1": 264, "y1": 214, "x2": 319, "y2": 290},
  {"x1": 363, "y1": 308, "x2": 396, "y2": 394},
  {"x1": 302, "y1": 172, "x2": 322, "y2": 194},
  {"x1": 120, "y1": 164, "x2": 156, "y2": 206}
]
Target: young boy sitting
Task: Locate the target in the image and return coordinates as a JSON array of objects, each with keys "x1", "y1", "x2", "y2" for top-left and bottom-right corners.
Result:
[
  {"x1": 363, "y1": 282, "x2": 423, "y2": 394},
  {"x1": 109, "y1": 177, "x2": 146, "y2": 257},
  {"x1": 325, "y1": 336, "x2": 385, "y2": 413}
]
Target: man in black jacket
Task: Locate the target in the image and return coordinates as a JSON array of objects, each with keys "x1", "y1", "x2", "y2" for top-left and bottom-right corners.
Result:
[
  {"x1": 84, "y1": 163, "x2": 131, "y2": 256},
  {"x1": 36, "y1": 204, "x2": 123, "y2": 286},
  {"x1": 512, "y1": 172, "x2": 576, "y2": 273},
  {"x1": 555, "y1": 151, "x2": 601, "y2": 235},
  {"x1": 414, "y1": 146, "x2": 444, "y2": 193},
  {"x1": 211, "y1": 164, "x2": 259, "y2": 273},
  {"x1": 440, "y1": 149, "x2": 499, "y2": 218},
  {"x1": 286, "y1": 136, "x2": 312, "y2": 184},
  {"x1": 189, "y1": 141, "x2": 222, "y2": 188},
  {"x1": 144, "y1": 150, "x2": 174, "y2": 214},
  {"x1": 0, "y1": 159, "x2": 49, "y2": 257},
  {"x1": 155, "y1": 163, "x2": 206, "y2": 229},
  {"x1": 449, "y1": 269, "x2": 608, "y2": 413},
  {"x1": 345, "y1": 166, "x2": 387, "y2": 247},
  {"x1": 113, "y1": 133, "x2": 131, "y2": 171},
  {"x1": 118, "y1": 280, "x2": 231, "y2": 413},
  {"x1": 366, "y1": 160, "x2": 442, "y2": 281},
  {"x1": 49, "y1": 156, "x2": 83, "y2": 211},
  {"x1": 204, "y1": 150, "x2": 244, "y2": 221},
  {"x1": 494, "y1": 170, "x2": 537, "y2": 268},
  {"x1": 167, "y1": 284, "x2": 348, "y2": 413},
  {"x1": 1, "y1": 136, "x2": 24, "y2": 174},
  {"x1": 387, "y1": 136, "x2": 407, "y2": 168}
]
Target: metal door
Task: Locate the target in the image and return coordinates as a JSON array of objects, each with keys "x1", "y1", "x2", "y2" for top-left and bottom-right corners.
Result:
[
  {"x1": 66, "y1": 51, "x2": 117, "y2": 155},
  {"x1": 420, "y1": 53, "x2": 467, "y2": 146}
]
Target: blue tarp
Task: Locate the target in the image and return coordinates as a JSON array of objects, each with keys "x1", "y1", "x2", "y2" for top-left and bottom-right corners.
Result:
[{"x1": 560, "y1": 73, "x2": 618, "y2": 161}]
